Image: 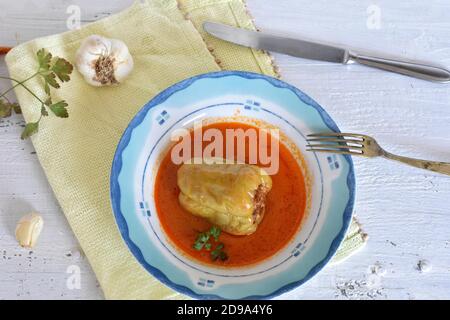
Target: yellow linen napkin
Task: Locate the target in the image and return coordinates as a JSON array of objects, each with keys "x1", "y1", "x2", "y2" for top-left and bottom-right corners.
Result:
[{"x1": 6, "y1": 0, "x2": 366, "y2": 299}]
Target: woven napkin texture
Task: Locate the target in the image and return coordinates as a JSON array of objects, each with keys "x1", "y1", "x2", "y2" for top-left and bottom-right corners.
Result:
[{"x1": 5, "y1": 0, "x2": 366, "y2": 299}]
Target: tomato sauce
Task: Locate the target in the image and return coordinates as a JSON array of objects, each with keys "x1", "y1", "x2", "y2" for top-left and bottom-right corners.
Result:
[{"x1": 154, "y1": 122, "x2": 307, "y2": 267}]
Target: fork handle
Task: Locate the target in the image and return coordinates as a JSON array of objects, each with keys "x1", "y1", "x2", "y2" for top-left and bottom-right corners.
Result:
[
  {"x1": 383, "y1": 152, "x2": 450, "y2": 176},
  {"x1": 348, "y1": 51, "x2": 450, "y2": 83}
]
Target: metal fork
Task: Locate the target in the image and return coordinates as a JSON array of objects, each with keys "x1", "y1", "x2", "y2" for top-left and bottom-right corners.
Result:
[{"x1": 306, "y1": 132, "x2": 450, "y2": 176}]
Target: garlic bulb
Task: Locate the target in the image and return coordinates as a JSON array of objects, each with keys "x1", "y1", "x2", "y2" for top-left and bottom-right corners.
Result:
[
  {"x1": 15, "y1": 212, "x2": 44, "y2": 248},
  {"x1": 75, "y1": 35, "x2": 134, "y2": 86}
]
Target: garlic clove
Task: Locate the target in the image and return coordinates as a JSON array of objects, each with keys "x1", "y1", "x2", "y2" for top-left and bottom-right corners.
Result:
[
  {"x1": 75, "y1": 35, "x2": 134, "y2": 87},
  {"x1": 15, "y1": 212, "x2": 44, "y2": 248}
]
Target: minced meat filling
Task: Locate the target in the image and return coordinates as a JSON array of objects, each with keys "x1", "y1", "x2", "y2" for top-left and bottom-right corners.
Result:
[{"x1": 252, "y1": 184, "x2": 270, "y2": 223}]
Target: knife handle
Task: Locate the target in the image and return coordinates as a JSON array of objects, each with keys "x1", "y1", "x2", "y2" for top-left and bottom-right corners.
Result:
[{"x1": 348, "y1": 51, "x2": 450, "y2": 83}]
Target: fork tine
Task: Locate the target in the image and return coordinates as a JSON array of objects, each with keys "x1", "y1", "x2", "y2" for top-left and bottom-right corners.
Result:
[
  {"x1": 307, "y1": 144, "x2": 363, "y2": 150},
  {"x1": 307, "y1": 132, "x2": 364, "y2": 139},
  {"x1": 306, "y1": 148, "x2": 362, "y2": 155},
  {"x1": 306, "y1": 137, "x2": 363, "y2": 144}
]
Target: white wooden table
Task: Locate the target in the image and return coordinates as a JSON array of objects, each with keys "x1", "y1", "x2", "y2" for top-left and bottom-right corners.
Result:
[{"x1": 1, "y1": 0, "x2": 450, "y2": 300}]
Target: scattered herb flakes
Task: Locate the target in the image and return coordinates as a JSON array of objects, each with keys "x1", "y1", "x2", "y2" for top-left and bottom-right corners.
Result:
[
  {"x1": 211, "y1": 243, "x2": 228, "y2": 261},
  {"x1": 193, "y1": 231, "x2": 210, "y2": 251},
  {"x1": 193, "y1": 241, "x2": 204, "y2": 251},
  {"x1": 193, "y1": 226, "x2": 228, "y2": 262},
  {"x1": 209, "y1": 226, "x2": 221, "y2": 241}
]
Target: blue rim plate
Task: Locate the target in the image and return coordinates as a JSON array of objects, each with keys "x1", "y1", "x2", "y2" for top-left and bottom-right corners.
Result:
[{"x1": 110, "y1": 71, "x2": 355, "y2": 299}]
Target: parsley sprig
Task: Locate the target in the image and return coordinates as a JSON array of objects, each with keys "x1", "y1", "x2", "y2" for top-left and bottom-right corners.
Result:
[
  {"x1": 193, "y1": 226, "x2": 228, "y2": 262},
  {"x1": 0, "y1": 48, "x2": 73, "y2": 139}
]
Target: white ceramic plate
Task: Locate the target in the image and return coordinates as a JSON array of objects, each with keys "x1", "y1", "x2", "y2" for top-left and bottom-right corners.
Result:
[{"x1": 110, "y1": 71, "x2": 355, "y2": 299}]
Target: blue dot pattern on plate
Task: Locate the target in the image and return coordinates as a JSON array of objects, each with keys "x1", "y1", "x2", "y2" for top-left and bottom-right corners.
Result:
[
  {"x1": 156, "y1": 110, "x2": 170, "y2": 125},
  {"x1": 327, "y1": 154, "x2": 340, "y2": 170},
  {"x1": 244, "y1": 99, "x2": 261, "y2": 111}
]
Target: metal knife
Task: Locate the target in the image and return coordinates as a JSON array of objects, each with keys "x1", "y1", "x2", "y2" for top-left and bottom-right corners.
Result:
[{"x1": 203, "y1": 21, "x2": 450, "y2": 83}]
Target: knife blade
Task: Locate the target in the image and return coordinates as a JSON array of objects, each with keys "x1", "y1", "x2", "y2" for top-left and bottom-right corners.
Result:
[
  {"x1": 203, "y1": 21, "x2": 348, "y2": 64},
  {"x1": 203, "y1": 21, "x2": 450, "y2": 82}
]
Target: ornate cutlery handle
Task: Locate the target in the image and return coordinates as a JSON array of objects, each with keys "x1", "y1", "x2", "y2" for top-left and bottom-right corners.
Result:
[
  {"x1": 348, "y1": 51, "x2": 450, "y2": 83},
  {"x1": 383, "y1": 152, "x2": 450, "y2": 176}
]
